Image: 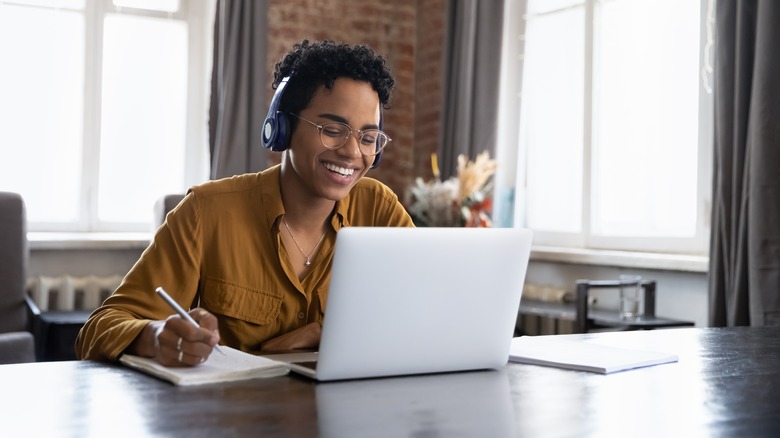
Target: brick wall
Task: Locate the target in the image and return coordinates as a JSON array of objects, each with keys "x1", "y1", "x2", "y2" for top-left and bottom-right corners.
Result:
[{"x1": 266, "y1": 0, "x2": 446, "y2": 202}]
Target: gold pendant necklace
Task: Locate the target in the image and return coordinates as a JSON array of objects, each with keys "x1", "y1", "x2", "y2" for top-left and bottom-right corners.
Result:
[{"x1": 282, "y1": 217, "x2": 327, "y2": 268}]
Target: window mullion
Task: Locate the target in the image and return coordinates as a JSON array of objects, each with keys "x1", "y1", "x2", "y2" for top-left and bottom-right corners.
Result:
[
  {"x1": 81, "y1": 0, "x2": 106, "y2": 231},
  {"x1": 696, "y1": 0, "x2": 715, "y2": 253},
  {"x1": 582, "y1": 0, "x2": 595, "y2": 247},
  {"x1": 183, "y1": 0, "x2": 210, "y2": 189}
]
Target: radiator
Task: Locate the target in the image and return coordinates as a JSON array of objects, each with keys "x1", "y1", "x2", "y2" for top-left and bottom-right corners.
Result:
[{"x1": 26, "y1": 275, "x2": 123, "y2": 312}]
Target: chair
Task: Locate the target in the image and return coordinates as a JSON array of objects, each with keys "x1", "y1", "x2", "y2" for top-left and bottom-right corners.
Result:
[
  {"x1": 153, "y1": 194, "x2": 185, "y2": 229},
  {"x1": 574, "y1": 279, "x2": 694, "y2": 333},
  {"x1": 0, "y1": 192, "x2": 35, "y2": 364},
  {"x1": 25, "y1": 296, "x2": 92, "y2": 361}
]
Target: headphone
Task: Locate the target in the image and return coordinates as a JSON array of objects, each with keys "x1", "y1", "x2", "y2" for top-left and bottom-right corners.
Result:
[{"x1": 260, "y1": 76, "x2": 384, "y2": 169}]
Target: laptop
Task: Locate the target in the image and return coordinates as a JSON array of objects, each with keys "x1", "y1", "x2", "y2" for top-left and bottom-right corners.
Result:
[{"x1": 281, "y1": 227, "x2": 533, "y2": 381}]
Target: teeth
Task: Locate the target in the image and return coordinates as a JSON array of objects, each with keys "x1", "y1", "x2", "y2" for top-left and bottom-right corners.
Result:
[{"x1": 324, "y1": 163, "x2": 355, "y2": 177}]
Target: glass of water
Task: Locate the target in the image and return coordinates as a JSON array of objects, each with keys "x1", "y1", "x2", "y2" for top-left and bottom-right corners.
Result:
[{"x1": 619, "y1": 275, "x2": 642, "y2": 319}]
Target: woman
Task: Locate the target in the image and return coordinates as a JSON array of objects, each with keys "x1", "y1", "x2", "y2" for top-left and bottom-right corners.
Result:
[{"x1": 76, "y1": 40, "x2": 414, "y2": 365}]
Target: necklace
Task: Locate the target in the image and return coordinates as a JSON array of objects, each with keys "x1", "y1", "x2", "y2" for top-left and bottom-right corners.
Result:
[{"x1": 282, "y1": 217, "x2": 327, "y2": 268}]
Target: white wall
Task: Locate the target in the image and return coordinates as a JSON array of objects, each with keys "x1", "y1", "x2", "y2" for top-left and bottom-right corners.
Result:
[{"x1": 29, "y1": 248, "x2": 143, "y2": 278}]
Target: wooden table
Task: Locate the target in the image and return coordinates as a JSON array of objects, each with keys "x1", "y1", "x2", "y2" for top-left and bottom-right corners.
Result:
[{"x1": 1, "y1": 327, "x2": 778, "y2": 437}]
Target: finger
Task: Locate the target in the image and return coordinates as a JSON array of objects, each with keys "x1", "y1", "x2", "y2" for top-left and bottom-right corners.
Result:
[
  {"x1": 159, "y1": 349, "x2": 205, "y2": 368},
  {"x1": 155, "y1": 313, "x2": 217, "y2": 364},
  {"x1": 155, "y1": 319, "x2": 185, "y2": 354},
  {"x1": 190, "y1": 308, "x2": 221, "y2": 346},
  {"x1": 190, "y1": 308, "x2": 219, "y2": 331},
  {"x1": 164, "y1": 313, "x2": 216, "y2": 345},
  {"x1": 154, "y1": 319, "x2": 198, "y2": 359}
]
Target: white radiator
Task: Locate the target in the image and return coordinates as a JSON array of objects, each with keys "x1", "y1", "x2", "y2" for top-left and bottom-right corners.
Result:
[{"x1": 26, "y1": 275, "x2": 123, "y2": 312}]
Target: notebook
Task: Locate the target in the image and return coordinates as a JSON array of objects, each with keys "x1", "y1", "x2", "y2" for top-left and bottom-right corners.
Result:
[
  {"x1": 120, "y1": 346, "x2": 289, "y2": 386},
  {"x1": 509, "y1": 336, "x2": 679, "y2": 374},
  {"x1": 282, "y1": 227, "x2": 533, "y2": 381}
]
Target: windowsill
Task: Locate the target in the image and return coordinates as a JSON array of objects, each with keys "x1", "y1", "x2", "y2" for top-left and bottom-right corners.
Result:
[
  {"x1": 28, "y1": 232, "x2": 152, "y2": 251},
  {"x1": 531, "y1": 246, "x2": 709, "y2": 273},
  {"x1": 27, "y1": 232, "x2": 709, "y2": 273}
]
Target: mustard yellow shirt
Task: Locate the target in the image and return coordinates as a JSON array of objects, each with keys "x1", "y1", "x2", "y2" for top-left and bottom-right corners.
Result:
[{"x1": 76, "y1": 165, "x2": 414, "y2": 360}]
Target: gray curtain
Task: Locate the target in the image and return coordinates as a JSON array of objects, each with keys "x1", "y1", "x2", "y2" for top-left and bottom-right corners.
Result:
[
  {"x1": 439, "y1": 0, "x2": 505, "y2": 179},
  {"x1": 709, "y1": 0, "x2": 780, "y2": 327},
  {"x1": 209, "y1": 0, "x2": 269, "y2": 180}
]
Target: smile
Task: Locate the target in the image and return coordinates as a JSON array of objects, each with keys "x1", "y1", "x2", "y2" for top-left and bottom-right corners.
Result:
[{"x1": 323, "y1": 162, "x2": 355, "y2": 177}]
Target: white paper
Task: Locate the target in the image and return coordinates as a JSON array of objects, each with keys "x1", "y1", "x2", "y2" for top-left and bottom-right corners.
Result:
[{"x1": 509, "y1": 336, "x2": 678, "y2": 374}]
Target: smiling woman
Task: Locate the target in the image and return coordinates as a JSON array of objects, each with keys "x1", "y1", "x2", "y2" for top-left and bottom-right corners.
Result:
[{"x1": 75, "y1": 40, "x2": 415, "y2": 365}]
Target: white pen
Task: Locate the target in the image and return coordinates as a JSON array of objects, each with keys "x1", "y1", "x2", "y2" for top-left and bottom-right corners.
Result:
[{"x1": 156, "y1": 287, "x2": 225, "y2": 355}]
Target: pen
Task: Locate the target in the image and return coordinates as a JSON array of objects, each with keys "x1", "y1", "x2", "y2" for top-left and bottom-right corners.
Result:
[{"x1": 156, "y1": 287, "x2": 225, "y2": 355}]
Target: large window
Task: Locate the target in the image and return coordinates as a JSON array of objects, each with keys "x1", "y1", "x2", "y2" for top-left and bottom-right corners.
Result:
[
  {"x1": 511, "y1": 0, "x2": 712, "y2": 255},
  {"x1": 0, "y1": 0, "x2": 213, "y2": 233}
]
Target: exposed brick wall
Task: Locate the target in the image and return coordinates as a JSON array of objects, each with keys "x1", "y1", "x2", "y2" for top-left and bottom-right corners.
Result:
[{"x1": 266, "y1": 0, "x2": 445, "y2": 202}]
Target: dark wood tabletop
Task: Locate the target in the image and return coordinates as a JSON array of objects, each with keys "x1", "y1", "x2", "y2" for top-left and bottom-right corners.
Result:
[{"x1": 1, "y1": 327, "x2": 778, "y2": 437}]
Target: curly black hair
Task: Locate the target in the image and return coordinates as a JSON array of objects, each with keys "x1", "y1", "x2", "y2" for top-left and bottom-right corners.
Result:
[{"x1": 272, "y1": 40, "x2": 395, "y2": 116}]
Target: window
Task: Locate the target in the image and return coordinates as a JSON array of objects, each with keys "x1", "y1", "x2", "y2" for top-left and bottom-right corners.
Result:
[
  {"x1": 508, "y1": 0, "x2": 712, "y2": 255},
  {"x1": 0, "y1": 0, "x2": 213, "y2": 233}
]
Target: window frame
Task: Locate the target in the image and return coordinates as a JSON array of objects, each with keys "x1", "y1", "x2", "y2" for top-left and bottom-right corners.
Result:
[
  {"x1": 500, "y1": 0, "x2": 713, "y2": 257},
  {"x1": 9, "y1": 0, "x2": 213, "y2": 233}
]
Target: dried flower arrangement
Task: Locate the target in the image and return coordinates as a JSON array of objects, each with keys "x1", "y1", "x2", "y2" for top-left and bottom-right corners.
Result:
[{"x1": 406, "y1": 151, "x2": 497, "y2": 227}]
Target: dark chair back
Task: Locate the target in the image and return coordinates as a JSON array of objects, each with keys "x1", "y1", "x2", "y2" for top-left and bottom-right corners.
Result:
[{"x1": 0, "y1": 191, "x2": 35, "y2": 363}]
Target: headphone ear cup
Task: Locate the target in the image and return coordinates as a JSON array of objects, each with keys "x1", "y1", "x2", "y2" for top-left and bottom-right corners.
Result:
[
  {"x1": 262, "y1": 112, "x2": 290, "y2": 152},
  {"x1": 261, "y1": 76, "x2": 291, "y2": 151},
  {"x1": 261, "y1": 115, "x2": 277, "y2": 150}
]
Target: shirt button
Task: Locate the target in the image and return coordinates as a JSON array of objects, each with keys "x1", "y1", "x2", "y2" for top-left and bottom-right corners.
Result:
[{"x1": 297, "y1": 312, "x2": 306, "y2": 319}]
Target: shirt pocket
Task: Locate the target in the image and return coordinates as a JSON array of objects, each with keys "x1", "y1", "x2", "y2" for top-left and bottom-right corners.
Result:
[{"x1": 201, "y1": 277, "x2": 281, "y2": 326}]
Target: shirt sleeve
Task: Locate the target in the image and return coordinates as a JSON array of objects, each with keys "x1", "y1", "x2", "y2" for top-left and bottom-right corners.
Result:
[
  {"x1": 346, "y1": 178, "x2": 416, "y2": 228},
  {"x1": 75, "y1": 192, "x2": 204, "y2": 361}
]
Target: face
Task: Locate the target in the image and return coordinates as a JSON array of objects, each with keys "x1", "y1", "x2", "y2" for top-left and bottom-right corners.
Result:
[{"x1": 283, "y1": 78, "x2": 381, "y2": 202}]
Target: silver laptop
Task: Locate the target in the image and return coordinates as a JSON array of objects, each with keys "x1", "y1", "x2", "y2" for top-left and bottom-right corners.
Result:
[{"x1": 282, "y1": 227, "x2": 533, "y2": 381}]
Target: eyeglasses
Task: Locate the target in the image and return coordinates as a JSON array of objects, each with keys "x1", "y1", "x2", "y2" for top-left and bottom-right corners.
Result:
[{"x1": 288, "y1": 113, "x2": 391, "y2": 156}]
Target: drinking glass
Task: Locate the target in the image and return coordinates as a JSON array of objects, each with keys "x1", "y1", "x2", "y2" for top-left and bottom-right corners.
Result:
[{"x1": 619, "y1": 275, "x2": 642, "y2": 319}]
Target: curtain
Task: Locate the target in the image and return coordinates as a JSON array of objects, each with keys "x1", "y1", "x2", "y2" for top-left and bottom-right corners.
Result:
[
  {"x1": 709, "y1": 0, "x2": 780, "y2": 327},
  {"x1": 439, "y1": 0, "x2": 505, "y2": 179},
  {"x1": 208, "y1": 0, "x2": 269, "y2": 180}
]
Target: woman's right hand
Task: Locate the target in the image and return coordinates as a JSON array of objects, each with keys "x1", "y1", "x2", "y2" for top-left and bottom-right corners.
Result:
[{"x1": 129, "y1": 308, "x2": 221, "y2": 367}]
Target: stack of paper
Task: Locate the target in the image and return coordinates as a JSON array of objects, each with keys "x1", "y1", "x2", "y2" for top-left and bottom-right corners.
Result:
[
  {"x1": 509, "y1": 336, "x2": 678, "y2": 374},
  {"x1": 120, "y1": 346, "x2": 289, "y2": 386}
]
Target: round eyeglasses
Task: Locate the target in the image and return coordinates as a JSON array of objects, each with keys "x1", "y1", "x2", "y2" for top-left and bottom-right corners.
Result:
[{"x1": 288, "y1": 113, "x2": 391, "y2": 156}]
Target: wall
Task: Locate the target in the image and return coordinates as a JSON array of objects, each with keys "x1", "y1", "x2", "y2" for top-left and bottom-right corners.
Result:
[
  {"x1": 29, "y1": 248, "x2": 143, "y2": 278},
  {"x1": 265, "y1": 0, "x2": 446, "y2": 202}
]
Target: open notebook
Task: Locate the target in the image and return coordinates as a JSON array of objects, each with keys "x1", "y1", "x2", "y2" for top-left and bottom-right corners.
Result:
[
  {"x1": 120, "y1": 346, "x2": 289, "y2": 386},
  {"x1": 282, "y1": 227, "x2": 534, "y2": 381}
]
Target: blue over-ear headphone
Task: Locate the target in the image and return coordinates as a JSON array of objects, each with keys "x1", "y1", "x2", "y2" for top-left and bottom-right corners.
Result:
[{"x1": 260, "y1": 76, "x2": 384, "y2": 169}]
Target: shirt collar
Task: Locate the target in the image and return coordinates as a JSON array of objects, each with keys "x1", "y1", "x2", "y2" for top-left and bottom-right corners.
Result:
[
  {"x1": 259, "y1": 165, "x2": 286, "y2": 231},
  {"x1": 260, "y1": 164, "x2": 351, "y2": 231}
]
